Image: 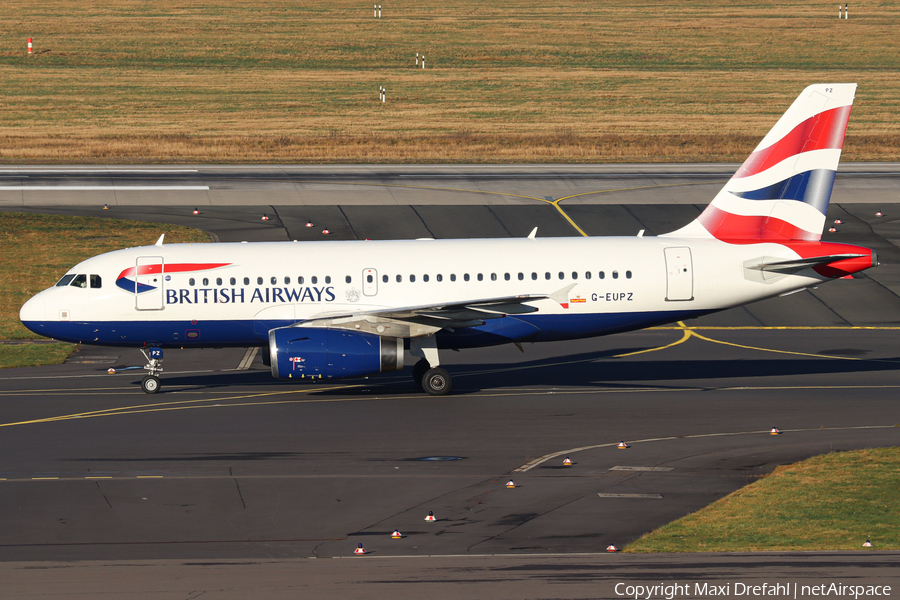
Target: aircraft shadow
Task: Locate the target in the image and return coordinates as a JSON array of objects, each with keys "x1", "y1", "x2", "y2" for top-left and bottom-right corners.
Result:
[{"x1": 152, "y1": 347, "x2": 900, "y2": 396}]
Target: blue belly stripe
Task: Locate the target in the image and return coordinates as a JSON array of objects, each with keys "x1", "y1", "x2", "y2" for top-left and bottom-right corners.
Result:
[{"x1": 23, "y1": 309, "x2": 709, "y2": 350}]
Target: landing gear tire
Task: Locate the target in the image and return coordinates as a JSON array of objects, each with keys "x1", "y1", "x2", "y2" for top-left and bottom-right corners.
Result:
[
  {"x1": 421, "y1": 367, "x2": 451, "y2": 396},
  {"x1": 141, "y1": 375, "x2": 161, "y2": 394},
  {"x1": 412, "y1": 359, "x2": 431, "y2": 386}
]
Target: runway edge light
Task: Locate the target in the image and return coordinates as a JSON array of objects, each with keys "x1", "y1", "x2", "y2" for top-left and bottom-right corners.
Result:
[
  {"x1": 391, "y1": 529, "x2": 403, "y2": 539},
  {"x1": 506, "y1": 480, "x2": 516, "y2": 488},
  {"x1": 863, "y1": 539, "x2": 873, "y2": 547},
  {"x1": 563, "y1": 457, "x2": 573, "y2": 466},
  {"x1": 425, "y1": 511, "x2": 436, "y2": 522},
  {"x1": 354, "y1": 543, "x2": 367, "y2": 555},
  {"x1": 770, "y1": 428, "x2": 782, "y2": 435},
  {"x1": 607, "y1": 544, "x2": 619, "y2": 552},
  {"x1": 617, "y1": 441, "x2": 630, "y2": 449}
]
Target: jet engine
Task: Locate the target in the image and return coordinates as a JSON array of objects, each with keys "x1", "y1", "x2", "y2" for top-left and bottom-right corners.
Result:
[{"x1": 268, "y1": 326, "x2": 404, "y2": 380}]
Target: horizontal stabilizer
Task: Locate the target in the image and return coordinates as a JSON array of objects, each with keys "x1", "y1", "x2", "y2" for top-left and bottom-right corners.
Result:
[{"x1": 747, "y1": 253, "x2": 866, "y2": 274}]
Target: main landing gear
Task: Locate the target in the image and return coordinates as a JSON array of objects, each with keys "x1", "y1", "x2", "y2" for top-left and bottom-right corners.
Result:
[
  {"x1": 139, "y1": 347, "x2": 164, "y2": 394},
  {"x1": 411, "y1": 337, "x2": 452, "y2": 396}
]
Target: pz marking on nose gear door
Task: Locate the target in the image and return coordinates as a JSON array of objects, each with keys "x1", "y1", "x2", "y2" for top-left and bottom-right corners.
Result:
[{"x1": 664, "y1": 247, "x2": 693, "y2": 301}]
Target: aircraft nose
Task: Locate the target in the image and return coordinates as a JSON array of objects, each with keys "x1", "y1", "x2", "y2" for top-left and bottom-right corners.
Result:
[{"x1": 19, "y1": 293, "x2": 46, "y2": 326}]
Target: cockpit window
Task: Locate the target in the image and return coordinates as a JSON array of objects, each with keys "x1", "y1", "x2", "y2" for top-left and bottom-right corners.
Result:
[
  {"x1": 70, "y1": 274, "x2": 87, "y2": 288},
  {"x1": 56, "y1": 274, "x2": 76, "y2": 287},
  {"x1": 90, "y1": 274, "x2": 102, "y2": 288}
]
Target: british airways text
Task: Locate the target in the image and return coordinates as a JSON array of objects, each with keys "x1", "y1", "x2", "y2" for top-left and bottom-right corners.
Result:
[{"x1": 165, "y1": 286, "x2": 336, "y2": 304}]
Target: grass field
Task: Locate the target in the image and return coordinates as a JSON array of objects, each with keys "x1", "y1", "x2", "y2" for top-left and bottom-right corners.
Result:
[
  {"x1": 626, "y1": 446, "x2": 900, "y2": 552},
  {"x1": 0, "y1": 213, "x2": 208, "y2": 370},
  {"x1": 1, "y1": 0, "x2": 898, "y2": 163}
]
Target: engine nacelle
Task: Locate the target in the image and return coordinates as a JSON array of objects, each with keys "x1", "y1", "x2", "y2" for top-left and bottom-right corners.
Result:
[{"x1": 269, "y1": 326, "x2": 404, "y2": 380}]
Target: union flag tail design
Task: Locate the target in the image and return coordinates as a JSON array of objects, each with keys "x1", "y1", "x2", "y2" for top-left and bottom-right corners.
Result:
[{"x1": 666, "y1": 84, "x2": 856, "y2": 242}]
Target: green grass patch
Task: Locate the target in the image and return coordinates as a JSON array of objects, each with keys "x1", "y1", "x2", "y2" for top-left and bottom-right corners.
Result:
[
  {"x1": 0, "y1": 212, "x2": 209, "y2": 342},
  {"x1": 626, "y1": 446, "x2": 900, "y2": 552},
  {"x1": 0, "y1": 342, "x2": 76, "y2": 369}
]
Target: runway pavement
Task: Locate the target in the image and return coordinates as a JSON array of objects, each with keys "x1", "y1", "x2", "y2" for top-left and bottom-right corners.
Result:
[{"x1": 1, "y1": 164, "x2": 899, "y2": 598}]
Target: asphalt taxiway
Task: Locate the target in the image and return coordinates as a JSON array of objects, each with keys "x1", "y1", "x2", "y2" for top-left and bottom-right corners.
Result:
[{"x1": 1, "y1": 165, "x2": 899, "y2": 597}]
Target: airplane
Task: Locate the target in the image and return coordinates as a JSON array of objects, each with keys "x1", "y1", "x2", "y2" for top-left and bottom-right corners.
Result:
[{"x1": 19, "y1": 83, "x2": 876, "y2": 396}]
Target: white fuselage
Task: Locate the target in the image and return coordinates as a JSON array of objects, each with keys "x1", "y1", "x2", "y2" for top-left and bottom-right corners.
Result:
[{"x1": 20, "y1": 235, "x2": 827, "y2": 349}]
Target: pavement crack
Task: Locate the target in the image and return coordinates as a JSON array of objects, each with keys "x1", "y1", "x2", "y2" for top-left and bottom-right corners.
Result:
[
  {"x1": 337, "y1": 206, "x2": 361, "y2": 240},
  {"x1": 269, "y1": 205, "x2": 290, "y2": 240},
  {"x1": 486, "y1": 205, "x2": 515, "y2": 237},
  {"x1": 95, "y1": 481, "x2": 113, "y2": 509},
  {"x1": 410, "y1": 206, "x2": 437, "y2": 238},
  {"x1": 233, "y1": 477, "x2": 247, "y2": 510}
]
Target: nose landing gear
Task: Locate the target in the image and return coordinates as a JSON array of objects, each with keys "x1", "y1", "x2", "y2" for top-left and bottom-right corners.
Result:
[{"x1": 140, "y1": 347, "x2": 164, "y2": 394}]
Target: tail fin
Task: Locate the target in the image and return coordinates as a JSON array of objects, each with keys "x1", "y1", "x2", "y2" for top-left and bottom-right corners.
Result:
[{"x1": 665, "y1": 84, "x2": 856, "y2": 241}]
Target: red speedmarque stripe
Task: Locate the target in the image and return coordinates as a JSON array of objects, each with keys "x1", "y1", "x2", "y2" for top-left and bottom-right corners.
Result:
[
  {"x1": 698, "y1": 205, "x2": 820, "y2": 242},
  {"x1": 733, "y1": 105, "x2": 852, "y2": 179},
  {"x1": 117, "y1": 262, "x2": 231, "y2": 279}
]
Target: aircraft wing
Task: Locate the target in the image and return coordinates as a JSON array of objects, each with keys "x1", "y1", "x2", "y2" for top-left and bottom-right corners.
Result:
[{"x1": 296, "y1": 285, "x2": 575, "y2": 337}]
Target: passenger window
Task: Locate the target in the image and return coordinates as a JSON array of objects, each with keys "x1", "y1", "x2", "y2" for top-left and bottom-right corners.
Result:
[
  {"x1": 491, "y1": 273, "x2": 497, "y2": 281},
  {"x1": 410, "y1": 274, "x2": 416, "y2": 283},
  {"x1": 613, "y1": 271, "x2": 619, "y2": 279},
  {"x1": 518, "y1": 273, "x2": 524, "y2": 281},
  {"x1": 203, "y1": 278, "x2": 209, "y2": 286},
  {"x1": 396, "y1": 274, "x2": 402, "y2": 282},
  {"x1": 382, "y1": 275, "x2": 388, "y2": 283},
  {"x1": 71, "y1": 274, "x2": 87, "y2": 288},
  {"x1": 189, "y1": 278, "x2": 196, "y2": 286},
  {"x1": 504, "y1": 273, "x2": 510, "y2": 281},
  {"x1": 270, "y1": 277, "x2": 277, "y2": 285},
  {"x1": 325, "y1": 276, "x2": 331, "y2": 284},
  {"x1": 437, "y1": 274, "x2": 443, "y2": 282},
  {"x1": 90, "y1": 274, "x2": 102, "y2": 289},
  {"x1": 284, "y1": 276, "x2": 290, "y2": 284},
  {"x1": 585, "y1": 272, "x2": 591, "y2": 280},
  {"x1": 56, "y1": 274, "x2": 76, "y2": 287},
  {"x1": 423, "y1": 274, "x2": 430, "y2": 282},
  {"x1": 257, "y1": 277, "x2": 263, "y2": 285},
  {"x1": 298, "y1": 276, "x2": 304, "y2": 284},
  {"x1": 572, "y1": 272, "x2": 578, "y2": 280},
  {"x1": 558, "y1": 272, "x2": 564, "y2": 280},
  {"x1": 477, "y1": 273, "x2": 483, "y2": 281},
  {"x1": 626, "y1": 270, "x2": 632, "y2": 279},
  {"x1": 450, "y1": 274, "x2": 456, "y2": 282},
  {"x1": 217, "y1": 277, "x2": 223, "y2": 286},
  {"x1": 244, "y1": 277, "x2": 250, "y2": 285},
  {"x1": 311, "y1": 276, "x2": 318, "y2": 284},
  {"x1": 545, "y1": 272, "x2": 551, "y2": 280},
  {"x1": 464, "y1": 273, "x2": 470, "y2": 282},
  {"x1": 230, "y1": 277, "x2": 236, "y2": 285},
  {"x1": 599, "y1": 271, "x2": 605, "y2": 279}
]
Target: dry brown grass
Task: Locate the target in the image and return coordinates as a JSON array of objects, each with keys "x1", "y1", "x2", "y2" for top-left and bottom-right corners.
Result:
[{"x1": 1, "y1": 1, "x2": 898, "y2": 163}]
